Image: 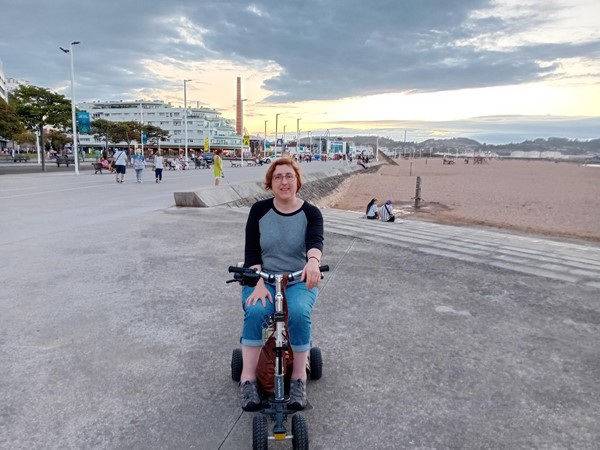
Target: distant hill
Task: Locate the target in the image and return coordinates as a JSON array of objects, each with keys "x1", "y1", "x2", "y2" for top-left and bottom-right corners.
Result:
[{"x1": 343, "y1": 135, "x2": 600, "y2": 156}]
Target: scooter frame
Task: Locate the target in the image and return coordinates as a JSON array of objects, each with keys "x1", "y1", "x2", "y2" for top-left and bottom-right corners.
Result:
[{"x1": 228, "y1": 265, "x2": 328, "y2": 447}]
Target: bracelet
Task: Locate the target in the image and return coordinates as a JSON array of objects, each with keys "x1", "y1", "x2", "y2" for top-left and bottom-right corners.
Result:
[{"x1": 308, "y1": 256, "x2": 320, "y2": 264}]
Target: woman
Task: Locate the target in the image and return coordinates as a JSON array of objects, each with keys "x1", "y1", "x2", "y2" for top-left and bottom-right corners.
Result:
[
  {"x1": 153, "y1": 150, "x2": 164, "y2": 183},
  {"x1": 366, "y1": 198, "x2": 379, "y2": 219},
  {"x1": 239, "y1": 157, "x2": 324, "y2": 412},
  {"x1": 214, "y1": 149, "x2": 223, "y2": 185},
  {"x1": 131, "y1": 149, "x2": 146, "y2": 183}
]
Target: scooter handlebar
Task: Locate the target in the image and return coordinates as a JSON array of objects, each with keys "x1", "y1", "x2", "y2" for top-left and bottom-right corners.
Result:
[{"x1": 228, "y1": 264, "x2": 329, "y2": 284}]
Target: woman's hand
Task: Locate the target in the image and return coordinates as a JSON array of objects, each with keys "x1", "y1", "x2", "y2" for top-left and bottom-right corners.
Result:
[
  {"x1": 302, "y1": 258, "x2": 321, "y2": 290},
  {"x1": 245, "y1": 279, "x2": 272, "y2": 308}
]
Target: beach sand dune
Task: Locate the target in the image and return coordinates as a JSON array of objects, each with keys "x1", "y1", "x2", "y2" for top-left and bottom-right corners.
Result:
[{"x1": 318, "y1": 159, "x2": 600, "y2": 242}]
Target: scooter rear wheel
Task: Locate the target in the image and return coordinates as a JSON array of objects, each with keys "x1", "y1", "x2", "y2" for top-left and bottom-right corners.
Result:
[
  {"x1": 231, "y1": 348, "x2": 243, "y2": 382},
  {"x1": 309, "y1": 347, "x2": 323, "y2": 380},
  {"x1": 292, "y1": 414, "x2": 309, "y2": 450},
  {"x1": 252, "y1": 415, "x2": 268, "y2": 450}
]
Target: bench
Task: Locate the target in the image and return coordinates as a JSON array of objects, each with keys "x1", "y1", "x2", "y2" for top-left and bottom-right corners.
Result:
[
  {"x1": 230, "y1": 161, "x2": 241, "y2": 167},
  {"x1": 92, "y1": 162, "x2": 114, "y2": 174},
  {"x1": 194, "y1": 158, "x2": 208, "y2": 169},
  {"x1": 1, "y1": 154, "x2": 30, "y2": 163}
]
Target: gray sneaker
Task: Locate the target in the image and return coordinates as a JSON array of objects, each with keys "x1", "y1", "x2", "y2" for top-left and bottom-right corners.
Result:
[
  {"x1": 240, "y1": 380, "x2": 261, "y2": 411},
  {"x1": 288, "y1": 379, "x2": 307, "y2": 410}
]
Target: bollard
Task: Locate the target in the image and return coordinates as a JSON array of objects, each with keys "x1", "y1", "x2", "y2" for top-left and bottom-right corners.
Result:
[{"x1": 415, "y1": 176, "x2": 422, "y2": 209}]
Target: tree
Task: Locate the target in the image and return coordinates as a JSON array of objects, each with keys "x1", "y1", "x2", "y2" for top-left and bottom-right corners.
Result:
[
  {"x1": 91, "y1": 118, "x2": 115, "y2": 154},
  {"x1": 143, "y1": 124, "x2": 170, "y2": 149},
  {"x1": 46, "y1": 129, "x2": 70, "y2": 152},
  {"x1": 13, "y1": 130, "x2": 36, "y2": 150},
  {"x1": 9, "y1": 85, "x2": 73, "y2": 170},
  {"x1": 90, "y1": 119, "x2": 169, "y2": 155},
  {"x1": 0, "y1": 98, "x2": 25, "y2": 140}
]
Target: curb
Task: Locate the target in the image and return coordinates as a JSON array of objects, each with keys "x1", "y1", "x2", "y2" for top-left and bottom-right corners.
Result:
[{"x1": 173, "y1": 162, "x2": 382, "y2": 207}]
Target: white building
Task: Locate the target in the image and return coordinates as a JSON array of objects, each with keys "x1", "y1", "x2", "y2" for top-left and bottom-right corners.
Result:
[
  {"x1": 0, "y1": 59, "x2": 7, "y2": 102},
  {"x1": 77, "y1": 99, "x2": 241, "y2": 153},
  {"x1": 6, "y1": 77, "x2": 29, "y2": 94}
]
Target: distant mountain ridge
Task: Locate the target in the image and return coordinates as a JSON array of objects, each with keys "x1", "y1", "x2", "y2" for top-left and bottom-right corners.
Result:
[{"x1": 344, "y1": 136, "x2": 600, "y2": 155}]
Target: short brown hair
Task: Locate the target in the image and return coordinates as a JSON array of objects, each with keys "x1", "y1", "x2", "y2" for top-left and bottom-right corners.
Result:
[{"x1": 264, "y1": 157, "x2": 303, "y2": 191}]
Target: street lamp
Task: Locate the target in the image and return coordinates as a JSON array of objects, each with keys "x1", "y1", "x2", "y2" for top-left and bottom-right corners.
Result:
[
  {"x1": 264, "y1": 120, "x2": 268, "y2": 157},
  {"x1": 139, "y1": 103, "x2": 144, "y2": 156},
  {"x1": 59, "y1": 41, "x2": 81, "y2": 175},
  {"x1": 239, "y1": 98, "x2": 247, "y2": 166},
  {"x1": 297, "y1": 118, "x2": 301, "y2": 155},
  {"x1": 275, "y1": 113, "x2": 280, "y2": 152},
  {"x1": 183, "y1": 79, "x2": 192, "y2": 161},
  {"x1": 283, "y1": 125, "x2": 287, "y2": 152}
]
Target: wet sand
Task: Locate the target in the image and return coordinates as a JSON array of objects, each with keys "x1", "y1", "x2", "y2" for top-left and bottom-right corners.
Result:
[{"x1": 318, "y1": 159, "x2": 600, "y2": 242}]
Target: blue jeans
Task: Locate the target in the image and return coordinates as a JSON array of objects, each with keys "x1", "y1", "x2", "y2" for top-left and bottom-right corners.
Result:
[
  {"x1": 241, "y1": 282, "x2": 318, "y2": 352},
  {"x1": 135, "y1": 169, "x2": 143, "y2": 181}
]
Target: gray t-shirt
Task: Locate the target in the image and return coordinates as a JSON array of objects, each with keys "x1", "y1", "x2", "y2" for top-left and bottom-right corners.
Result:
[{"x1": 244, "y1": 198, "x2": 324, "y2": 274}]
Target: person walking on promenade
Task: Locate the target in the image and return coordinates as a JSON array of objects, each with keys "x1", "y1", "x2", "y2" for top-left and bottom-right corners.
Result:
[
  {"x1": 238, "y1": 157, "x2": 324, "y2": 412},
  {"x1": 113, "y1": 147, "x2": 128, "y2": 183},
  {"x1": 153, "y1": 150, "x2": 164, "y2": 183},
  {"x1": 214, "y1": 149, "x2": 223, "y2": 186},
  {"x1": 131, "y1": 149, "x2": 147, "y2": 183}
]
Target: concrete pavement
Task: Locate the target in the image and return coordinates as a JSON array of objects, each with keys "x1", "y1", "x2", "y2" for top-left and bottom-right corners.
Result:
[{"x1": 1, "y1": 166, "x2": 599, "y2": 449}]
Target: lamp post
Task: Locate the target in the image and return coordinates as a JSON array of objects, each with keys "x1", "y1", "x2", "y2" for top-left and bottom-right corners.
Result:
[
  {"x1": 275, "y1": 113, "x2": 280, "y2": 153},
  {"x1": 264, "y1": 120, "x2": 268, "y2": 157},
  {"x1": 239, "y1": 98, "x2": 247, "y2": 166},
  {"x1": 139, "y1": 103, "x2": 144, "y2": 156},
  {"x1": 283, "y1": 125, "x2": 287, "y2": 153},
  {"x1": 60, "y1": 41, "x2": 81, "y2": 175},
  {"x1": 297, "y1": 118, "x2": 301, "y2": 155},
  {"x1": 183, "y1": 79, "x2": 191, "y2": 161},
  {"x1": 308, "y1": 131, "x2": 312, "y2": 154}
]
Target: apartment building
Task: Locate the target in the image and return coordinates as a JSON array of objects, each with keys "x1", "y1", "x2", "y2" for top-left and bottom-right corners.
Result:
[
  {"x1": 0, "y1": 59, "x2": 7, "y2": 102},
  {"x1": 77, "y1": 100, "x2": 241, "y2": 152}
]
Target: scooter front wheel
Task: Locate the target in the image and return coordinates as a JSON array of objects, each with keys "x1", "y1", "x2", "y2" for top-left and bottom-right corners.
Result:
[
  {"x1": 292, "y1": 414, "x2": 309, "y2": 450},
  {"x1": 252, "y1": 415, "x2": 268, "y2": 450}
]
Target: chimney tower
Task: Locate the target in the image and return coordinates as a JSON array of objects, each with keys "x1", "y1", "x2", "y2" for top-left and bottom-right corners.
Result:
[{"x1": 236, "y1": 77, "x2": 242, "y2": 135}]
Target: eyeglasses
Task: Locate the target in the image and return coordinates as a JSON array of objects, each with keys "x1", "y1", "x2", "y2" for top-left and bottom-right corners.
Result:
[{"x1": 272, "y1": 173, "x2": 296, "y2": 183}]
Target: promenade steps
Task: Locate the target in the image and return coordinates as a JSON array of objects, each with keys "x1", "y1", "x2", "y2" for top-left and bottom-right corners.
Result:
[{"x1": 320, "y1": 209, "x2": 600, "y2": 290}]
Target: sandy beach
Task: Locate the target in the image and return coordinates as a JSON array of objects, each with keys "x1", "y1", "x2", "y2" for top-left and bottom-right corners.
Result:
[{"x1": 318, "y1": 158, "x2": 600, "y2": 242}]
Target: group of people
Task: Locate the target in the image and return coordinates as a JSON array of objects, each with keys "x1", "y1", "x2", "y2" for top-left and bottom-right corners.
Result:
[
  {"x1": 97, "y1": 149, "x2": 223, "y2": 184},
  {"x1": 166, "y1": 157, "x2": 190, "y2": 171},
  {"x1": 366, "y1": 198, "x2": 396, "y2": 222}
]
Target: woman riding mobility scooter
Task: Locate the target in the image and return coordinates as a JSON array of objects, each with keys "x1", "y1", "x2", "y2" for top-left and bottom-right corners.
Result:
[{"x1": 228, "y1": 265, "x2": 327, "y2": 449}]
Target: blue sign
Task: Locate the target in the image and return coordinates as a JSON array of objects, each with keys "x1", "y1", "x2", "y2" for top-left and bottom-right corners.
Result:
[
  {"x1": 141, "y1": 132, "x2": 147, "y2": 144},
  {"x1": 265, "y1": 140, "x2": 271, "y2": 148},
  {"x1": 76, "y1": 111, "x2": 90, "y2": 134}
]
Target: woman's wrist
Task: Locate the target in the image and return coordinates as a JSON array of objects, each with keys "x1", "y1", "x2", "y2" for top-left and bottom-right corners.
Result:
[{"x1": 308, "y1": 256, "x2": 320, "y2": 264}]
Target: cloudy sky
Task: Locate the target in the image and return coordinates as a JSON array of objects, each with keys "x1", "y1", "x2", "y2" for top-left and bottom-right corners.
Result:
[{"x1": 2, "y1": 0, "x2": 599, "y2": 144}]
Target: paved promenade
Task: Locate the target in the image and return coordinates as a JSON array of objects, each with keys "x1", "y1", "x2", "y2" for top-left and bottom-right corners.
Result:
[{"x1": 1, "y1": 165, "x2": 599, "y2": 449}]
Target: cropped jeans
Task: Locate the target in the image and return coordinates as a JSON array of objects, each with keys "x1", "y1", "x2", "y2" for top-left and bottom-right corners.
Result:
[{"x1": 241, "y1": 282, "x2": 318, "y2": 352}]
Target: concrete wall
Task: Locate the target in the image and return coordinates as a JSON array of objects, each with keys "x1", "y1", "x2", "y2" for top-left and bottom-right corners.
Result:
[{"x1": 173, "y1": 162, "x2": 381, "y2": 207}]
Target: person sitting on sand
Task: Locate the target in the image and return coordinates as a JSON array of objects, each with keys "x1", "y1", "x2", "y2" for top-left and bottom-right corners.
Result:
[
  {"x1": 366, "y1": 198, "x2": 379, "y2": 220},
  {"x1": 379, "y1": 200, "x2": 395, "y2": 222}
]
